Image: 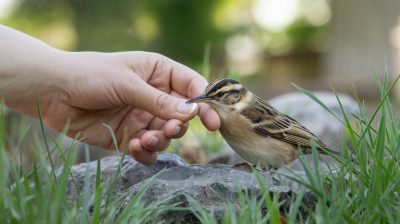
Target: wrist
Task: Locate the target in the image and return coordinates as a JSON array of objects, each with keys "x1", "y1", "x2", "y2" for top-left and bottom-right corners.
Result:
[
  {"x1": 0, "y1": 44, "x2": 67, "y2": 116},
  {"x1": 0, "y1": 25, "x2": 75, "y2": 117}
]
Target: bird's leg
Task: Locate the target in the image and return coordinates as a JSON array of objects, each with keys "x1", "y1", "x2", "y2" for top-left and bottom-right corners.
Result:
[
  {"x1": 233, "y1": 162, "x2": 278, "y2": 172},
  {"x1": 232, "y1": 162, "x2": 262, "y2": 172},
  {"x1": 233, "y1": 162, "x2": 252, "y2": 168},
  {"x1": 266, "y1": 165, "x2": 278, "y2": 171}
]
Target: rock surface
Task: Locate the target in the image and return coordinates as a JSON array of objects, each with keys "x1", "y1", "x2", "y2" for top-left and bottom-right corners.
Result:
[{"x1": 65, "y1": 153, "x2": 317, "y2": 222}]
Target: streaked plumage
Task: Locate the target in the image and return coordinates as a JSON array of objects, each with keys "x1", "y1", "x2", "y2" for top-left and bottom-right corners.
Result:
[{"x1": 187, "y1": 78, "x2": 336, "y2": 169}]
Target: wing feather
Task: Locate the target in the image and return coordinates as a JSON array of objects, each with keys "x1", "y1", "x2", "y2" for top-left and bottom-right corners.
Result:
[{"x1": 241, "y1": 96, "x2": 328, "y2": 154}]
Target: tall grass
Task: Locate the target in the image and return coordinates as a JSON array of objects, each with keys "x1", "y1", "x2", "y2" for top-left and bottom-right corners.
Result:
[
  {"x1": 0, "y1": 72, "x2": 399, "y2": 223},
  {"x1": 290, "y1": 74, "x2": 400, "y2": 223}
]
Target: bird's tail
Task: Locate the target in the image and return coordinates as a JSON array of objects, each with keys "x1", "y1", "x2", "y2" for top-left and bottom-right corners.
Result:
[
  {"x1": 319, "y1": 146, "x2": 342, "y2": 157},
  {"x1": 319, "y1": 145, "x2": 358, "y2": 165}
]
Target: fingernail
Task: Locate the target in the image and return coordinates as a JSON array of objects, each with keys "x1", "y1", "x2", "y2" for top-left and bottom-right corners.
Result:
[
  {"x1": 175, "y1": 126, "x2": 182, "y2": 135},
  {"x1": 148, "y1": 136, "x2": 159, "y2": 148},
  {"x1": 177, "y1": 102, "x2": 197, "y2": 114}
]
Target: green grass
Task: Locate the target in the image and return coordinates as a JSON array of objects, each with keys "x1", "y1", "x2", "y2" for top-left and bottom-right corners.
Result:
[{"x1": 1, "y1": 72, "x2": 400, "y2": 223}]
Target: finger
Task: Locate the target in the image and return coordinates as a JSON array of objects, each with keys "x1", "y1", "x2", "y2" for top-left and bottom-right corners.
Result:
[
  {"x1": 152, "y1": 55, "x2": 209, "y2": 98},
  {"x1": 132, "y1": 80, "x2": 199, "y2": 121},
  {"x1": 128, "y1": 138, "x2": 157, "y2": 165},
  {"x1": 199, "y1": 104, "x2": 221, "y2": 131},
  {"x1": 140, "y1": 130, "x2": 171, "y2": 152},
  {"x1": 169, "y1": 90, "x2": 187, "y2": 99},
  {"x1": 163, "y1": 119, "x2": 188, "y2": 139},
  {"x1": 148, "y1": 117, "x2": 167, "y2": 131},
  {"x1": 148, "y1": 118, "x2": 188, "y2": 138},
  {"x1": 170, "y1": 90, "x2": 219, "y2": 132}
]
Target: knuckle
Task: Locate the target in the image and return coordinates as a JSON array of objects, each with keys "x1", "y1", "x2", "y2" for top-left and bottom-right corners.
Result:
[
  {"x1": 155, "y1": 92, "x2": 170, "y2": 114},
  {"x1": 147, "y1": 52, "x2": 166, "y2": 64}
]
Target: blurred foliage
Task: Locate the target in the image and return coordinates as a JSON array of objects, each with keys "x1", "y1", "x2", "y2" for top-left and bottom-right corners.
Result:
[
  {"x1": 1, "y1": 0, "x2": 330, "y2": 73},
  {"x1": 2, "y1": 0, "x2": 227, "y2": 68}
]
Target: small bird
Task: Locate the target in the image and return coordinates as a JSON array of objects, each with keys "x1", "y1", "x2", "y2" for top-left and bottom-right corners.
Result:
[{"x1": 187, "y1": 78, "x2": 338, "y2": 169}]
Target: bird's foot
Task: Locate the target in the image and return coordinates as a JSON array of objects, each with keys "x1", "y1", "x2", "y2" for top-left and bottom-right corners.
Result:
[
  {"x1": 232, "y1": 162, "x2": 260, "y2": 172},
  {"x1": 265, "y1": 165, "x2": 278, "y2": 171},
  {"x1": 232, "y1": 162, "x2": 276, "y2": 172},
  {"x1": 233, "y1": 162, "x2": 253, "y2": 168}
]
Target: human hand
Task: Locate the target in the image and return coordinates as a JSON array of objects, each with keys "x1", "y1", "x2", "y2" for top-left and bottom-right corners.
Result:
[{"x1": 0, "y1": 27, "x2": 221, "y2": 165}]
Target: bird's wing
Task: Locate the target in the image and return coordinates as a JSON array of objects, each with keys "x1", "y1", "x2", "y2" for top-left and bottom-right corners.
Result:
[{"x1": 241, "y1": 97, "x2": 327, "y2": 154}]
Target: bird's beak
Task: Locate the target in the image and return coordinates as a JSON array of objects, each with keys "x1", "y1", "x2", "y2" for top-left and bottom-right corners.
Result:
[{"x1": 186, "y1": 94, "x2": 209, "y2": 104}]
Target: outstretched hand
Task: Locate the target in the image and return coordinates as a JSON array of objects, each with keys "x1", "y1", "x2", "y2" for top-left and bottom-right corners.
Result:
[
  {"x1": 53, "y1": 51, "x2": 221, "y2": 164},
  {"x1": 0, "y1": 26, "x2": 221, "y2": 165}
]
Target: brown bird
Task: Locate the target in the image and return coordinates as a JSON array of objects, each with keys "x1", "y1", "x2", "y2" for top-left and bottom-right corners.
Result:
[{"x1": 187, "y1": 78, "x2": 338, "y2": 169}]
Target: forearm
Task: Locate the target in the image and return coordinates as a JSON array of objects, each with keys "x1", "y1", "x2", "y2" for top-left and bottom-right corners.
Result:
[{"x1": 0, "y1": 25, "x2": 64, "y2": 115}]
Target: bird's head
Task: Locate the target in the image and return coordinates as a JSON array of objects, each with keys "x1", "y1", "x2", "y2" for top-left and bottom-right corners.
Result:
[{"x1": 187, "y1": 78, "x2": 253, "y2": 116}]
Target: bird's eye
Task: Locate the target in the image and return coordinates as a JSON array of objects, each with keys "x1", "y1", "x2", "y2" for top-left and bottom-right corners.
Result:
[
  {"x1": 226, "y1": 90, "x2": 240, "y2": 102},
  {"x1": 216, "y1": 92, "x2": 225, "y2": 98},
  {"x1": 228, "y1": 91, "x2": 239, "y2": 99}
]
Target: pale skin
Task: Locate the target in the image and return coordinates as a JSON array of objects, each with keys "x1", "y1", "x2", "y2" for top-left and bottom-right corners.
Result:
[{"x1": 0, "y1": 25, "x2": 221, "y2": 165}]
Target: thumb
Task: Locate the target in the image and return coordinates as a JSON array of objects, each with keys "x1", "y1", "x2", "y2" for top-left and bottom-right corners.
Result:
[{"x1": 132, "y1": 81, "x2": 198, "y2": 121}]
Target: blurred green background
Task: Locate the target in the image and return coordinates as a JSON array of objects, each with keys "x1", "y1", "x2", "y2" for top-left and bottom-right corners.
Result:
[
  {"x1": 0, "y1": 0, "x2": 333, "y2": 92},
  {"x1": 1, "y1": 0, "x2": 328, "y2": 64},
  {"x1": 2, "y1": 0, "x2": 399, "y2": 98}
]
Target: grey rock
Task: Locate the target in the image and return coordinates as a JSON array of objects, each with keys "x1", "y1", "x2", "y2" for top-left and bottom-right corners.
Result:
[
  {"x1": 121, "y1": 152, "x2": 186, "y2": 186},
  {"x1": 65, "y1": 153, "x2": 186, "y2": 201},
  {"x1": 65, "y1": 153, "x2": 316, "y2": 222}
]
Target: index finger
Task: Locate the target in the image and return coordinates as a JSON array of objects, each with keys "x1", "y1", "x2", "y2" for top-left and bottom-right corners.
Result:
[
  {"x1": 155, "y1": 55, "x2": 221, "y2": 130},
  {"x1": 159, "y1": 56, "x2": 208, "y2": 98}
]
